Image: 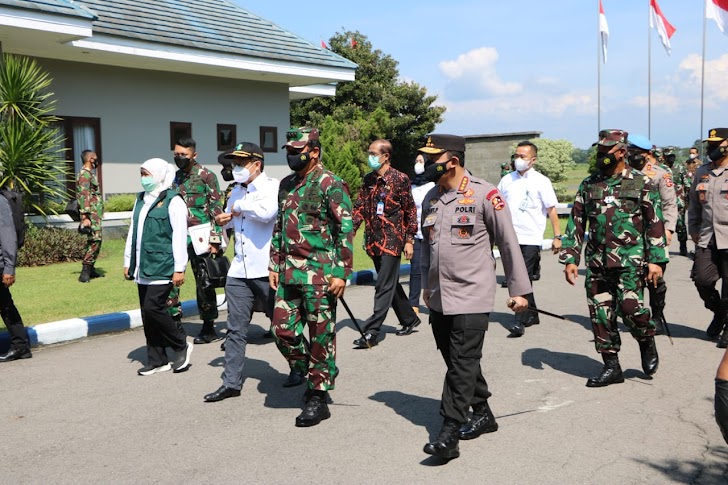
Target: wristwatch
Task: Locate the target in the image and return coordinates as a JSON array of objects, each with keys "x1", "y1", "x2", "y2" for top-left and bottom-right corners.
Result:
[{"x1": 554, "y1": 235, "x2": 563, "y2": 240}]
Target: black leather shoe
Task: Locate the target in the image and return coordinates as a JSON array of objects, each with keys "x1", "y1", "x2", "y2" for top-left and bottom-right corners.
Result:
[
  {"x1": 353, "y1": 333, "x2": 378, "y2": 349},
  {"x1": 524, "y1": 317, "x2": 540, "y2": 328},
  {"x1": 295, "y1": 394, "x2": 331, "y2": 427},
  {"x1": 204, "y1": 385, "x2": 241, "y2": 402},
  {"x1": 459, "y1": 403, "x2": 498, "y2": 440},
  {"x1": 708, "y1": 315, "x2": 724, "y2": 339},
  {"x1": 396, "y1": 319, "x2": 421, "y2": 336},
  {"x1": 638, "y1": 337, "x2": 659, "y2": 375},
  {"x1": 0, "y1": 348, "x2": 32, "y2": 362},
  {"x1": 194, "y1": 331, "x2": 222, "y2": 345},
  {"x1": 508, "y1": 323, "x2": 525, "y2": 338},
  {"x1": 423, "y1": 419, "x2": 460, "y2": 460},
  {"x1": 718, "y1": 331, "x2": 728, "y2": 349},
  {"x1": 532, "y1": 273, "x2": 541, "y2": 281},
  {"x1": 586, "y1": 354, "x2": 624, "y2": 387},
  {"x1": 283, "y1": 369, "x2": 306, "y2": 387},
  {"x1": 500, "y1": 280, "x2": 508, "y2": 288}
]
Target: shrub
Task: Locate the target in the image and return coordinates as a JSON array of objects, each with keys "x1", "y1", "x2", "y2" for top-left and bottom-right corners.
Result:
[
  {"x1": 18, "y1": 223, "x2": 86, "y2": 266},
  {"x1": 105, "y1": 193, "x2": 136, "y2": 212},
  {"x1": 554, "y1": 184, "x2": 573, "y2": 203}
]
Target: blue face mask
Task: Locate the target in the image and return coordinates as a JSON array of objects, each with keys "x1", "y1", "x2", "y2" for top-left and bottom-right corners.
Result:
[
  {"x1": 141, "y1": 176, "x2": 157, "y2": 193},
  {"x1": 368, "y1": 155, "x2": 382, "y2": 171}
]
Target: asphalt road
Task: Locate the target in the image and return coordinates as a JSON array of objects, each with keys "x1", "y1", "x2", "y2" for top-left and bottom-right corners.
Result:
[{"x1": 1, "y1": 244, "x2": 726, "y2": 484}]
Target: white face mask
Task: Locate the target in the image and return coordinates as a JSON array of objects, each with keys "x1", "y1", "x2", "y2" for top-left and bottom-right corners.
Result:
[
  {"x1": 414, "y1": 162, "x2": 425, "y2": 175},
  {"x1": 232, "y1": 165, "x2": 252, "y2": 184},
  {"x1": 689, "y1": 153, "x2": 698, "y2": 159},
  {"x1": 514, "y1": 157, "x2": 531, "y2": 172}
]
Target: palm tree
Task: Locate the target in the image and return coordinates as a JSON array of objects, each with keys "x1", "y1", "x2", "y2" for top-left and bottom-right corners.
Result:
[{"x1": 0, "y1": 54, "x2": 69, "y2": 214}]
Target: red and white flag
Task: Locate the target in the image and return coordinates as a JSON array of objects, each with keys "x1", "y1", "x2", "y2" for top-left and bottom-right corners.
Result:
[
  {"x1": 599, "y1": 0, "x2": 609, "y2": 63},
  {"x1": 321, "y1": 40, "x2": 328, "y2": 49},
  {"x1": 707, "y1": 0, "x2": 728, "y2": 35},
  {"x1": 649, "y1": 0, "x2": 676, "y2": 55}
]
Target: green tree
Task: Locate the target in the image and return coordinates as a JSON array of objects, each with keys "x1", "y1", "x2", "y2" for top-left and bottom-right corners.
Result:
[
  {"x1": 0, "y1": 54, "x2": 68, "y2": 213},
  {"x1": 531, "y1": 138, "x2": 575, "y2": 184},
  {"x1": 291, "y1": 30, "x2": 445, "y2": 173},
  {"x1": 571, "y1": 146, "x2": 595, "y2": 164}
]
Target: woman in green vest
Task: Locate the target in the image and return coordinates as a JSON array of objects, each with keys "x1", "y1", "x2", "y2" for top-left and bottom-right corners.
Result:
[{"x1": 124, "y1": 158, "x2": 193, "y2": 376}]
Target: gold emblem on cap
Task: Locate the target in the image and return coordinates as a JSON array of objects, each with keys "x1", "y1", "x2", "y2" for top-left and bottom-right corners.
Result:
[
  {"x1": 426, "y1": 136, "x2": 433, "y2": 147},
  {"x1": 711, "y1": 129, "x2": 717, "y2": 138}
]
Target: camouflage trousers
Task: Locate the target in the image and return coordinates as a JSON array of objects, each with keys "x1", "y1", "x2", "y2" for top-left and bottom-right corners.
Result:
[
  {"x1": 585, "y1": 267, "x2": 654, "y2": 353},
  {"x1": 676, "y1": 206, "x2": 687, "y2": 243},
  {"x1": 82, "y1": 234, "x2": 102, "y2": 265},
  {"x1": 272, "y1": 283, "x2": 337, "y2": 391},
  {"x1": 165, "y1": 285, "x2": 182, "y2": 320}
]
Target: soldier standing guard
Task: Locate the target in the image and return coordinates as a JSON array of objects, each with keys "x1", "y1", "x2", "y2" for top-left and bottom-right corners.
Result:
[
  {"x1": 688, "y1": 128, "x2": 728, "y2": 347},
  {"x1": 560, "y1": 129, "x2": 667, "y2": 387},
  {"x1": 269, "y1": 127, "x2": 354, "y2": 427},
  {"x1": 624, "y1": 136, "x2": 677, "y2": 335},
  {"x1": 76, "y1": 150, "x2": 104, "y2": 283},
  {"x1": 419, "y1": 134, "x2": 531, "y2": 461}
]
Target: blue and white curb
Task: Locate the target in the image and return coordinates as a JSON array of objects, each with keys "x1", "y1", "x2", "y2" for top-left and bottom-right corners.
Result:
[{"x1": 0, "y1": 240, "x2": 554, "y2": 352}]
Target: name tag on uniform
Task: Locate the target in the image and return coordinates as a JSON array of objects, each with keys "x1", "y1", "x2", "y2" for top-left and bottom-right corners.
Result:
[
  {"x1": 376, "y1": 201, "x2": 384, "y2": 215},
  {"x1": 620, "y1": 179, "x2": 641, "y2": 198}
]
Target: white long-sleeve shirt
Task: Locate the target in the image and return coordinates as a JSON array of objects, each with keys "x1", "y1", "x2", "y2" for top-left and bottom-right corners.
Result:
[
  {"x1": 225, "y1": 173, "x2": 279, "y2": 279},
  {"x1": 124, "y1": 194, "x2": 188, "y2": 285}
]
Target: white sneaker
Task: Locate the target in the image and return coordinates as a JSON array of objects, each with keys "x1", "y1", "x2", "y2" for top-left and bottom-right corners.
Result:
[
  {"x1": 172, "y1": 341, "x2": 193, "y2": 373},
  {"x1": 137, "y1": 363, "x2": 172, "y2": 376}
]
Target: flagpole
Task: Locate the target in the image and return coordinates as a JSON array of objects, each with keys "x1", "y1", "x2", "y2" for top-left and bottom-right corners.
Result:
[
  {"x1": 648, "y1": 0, "x2": 652, "y2": 140},
  {"x1": 598, "y1": 0, "x2": 601, "y2": 133},
  {"x1": 701, "y1": 0, "x2": 708, "y2": 158}
]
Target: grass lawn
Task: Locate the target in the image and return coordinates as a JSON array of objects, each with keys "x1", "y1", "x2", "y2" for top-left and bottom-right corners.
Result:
[
  {"x1": 7, "y1": 231, "x2": 375, "y2": 329},
  {"x1": 564, "y1": 164, "x2": 590, "y2": 193}
]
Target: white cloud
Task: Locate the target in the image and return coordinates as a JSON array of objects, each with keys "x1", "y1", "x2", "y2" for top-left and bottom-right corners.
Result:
[
  {"x1": 629, "y1": 94, "x2": 680, "y2": 112},
  {"x1": 438, "y1": 47, "x2": 522, "y2": 99},
  {"x1": 678, "y1": 53, "x2": 728, "y2": 101}
]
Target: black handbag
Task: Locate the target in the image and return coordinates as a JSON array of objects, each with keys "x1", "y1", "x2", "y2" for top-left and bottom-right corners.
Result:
[
  {"x1": 65, "y1": 199, "x2": 81, "y2": 222},
  {"x1": 196, "y1": 255, "x2": 230, "y2": 291}
]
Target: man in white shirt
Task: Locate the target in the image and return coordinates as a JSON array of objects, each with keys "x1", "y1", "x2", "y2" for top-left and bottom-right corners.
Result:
[
  {"x1": 203, "y1": 143, "x2": 280, "y2": 402},
  {"x1": 498, "y1": 141, "x2": 562, "y2": 337}
]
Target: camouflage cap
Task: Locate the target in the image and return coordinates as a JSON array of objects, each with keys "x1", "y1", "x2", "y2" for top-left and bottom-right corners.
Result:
[
  {"x1": 224, "y1": 142, "x2": 264, "y2": 161},
  {"x1": 662, "y1": 146, "x2": 677, "y2": 156},
  {"x1": 283, "y1": 127, "x2": 320, "y2": 149},
  {"x1": 651, "y1": 147, "x2": 664, "y2": 158},
  {"x1": 705, "y1": 128, "x2": 728, "y2": 142},
  {"x1": 593, "y1": 129, "x2": 628, "y2": 147},
  {"x1": 418, "y1": 134, "x2": 466, "y2": 154}
]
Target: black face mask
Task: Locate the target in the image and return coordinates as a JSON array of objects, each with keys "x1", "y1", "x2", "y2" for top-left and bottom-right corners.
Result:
[
  {"x1": 287, "y1": 152, "x2": 311, "y2": 171},
  {"x1": 628, "y1": 153, "x2": 647, "y2": 170},
  {"x1": 92, "y1": 160, "x2": 100, "y2": 169},
  {"x1": 174, "y1": 156, "x2": 192, "y2": 170},
  {"x1": 424, "y1": 159, "x2": 451, "y2": 183},
  {"x1": 220, "y1": 166, "x2": 234, "y2": 182},
  {"x1": 664, "y1": 154, "x2": 676, "y2": 166},
  {"x1": 709, "y1": 145, "x2": 728, "y2": 163},
  {"x1": 595, "y1": 151, "x2": 618, "y2": 171}
]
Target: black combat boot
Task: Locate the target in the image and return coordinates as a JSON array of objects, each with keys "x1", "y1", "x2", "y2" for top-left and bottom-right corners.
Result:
[
  {"x1": 652, "y1": 310, "x2": 667, "y2": 336},
  {"x1": 89, "y1": 264, "x2": 104, "y2": 278},
  {"x1": 679, "y1": 240, "x2": 688, "y2": 257},
  {"x1": 194, "y1": 320, "x2": 221, "y2": 344},
  {"x1": 295, "y1": 390, "x2": 331, "y2": 427},
  {"x1": 78, "y1": 264, "x2": 91, "y2": 283},
  {"x1": 586, "y1": 353, "x2": 624, "y2": 387},
  {"x1": 459, "y1": 401, "x2": 498, "y2": 440},
  {"x1": 424, "y1": 419, "x2": 461, "y2": 460},
  {"x1": 708, "y1": 315, "x2": 724, "y2": 339},
  {"x1": 638, "y1": 336, "x2": 659, "y2": 375}
]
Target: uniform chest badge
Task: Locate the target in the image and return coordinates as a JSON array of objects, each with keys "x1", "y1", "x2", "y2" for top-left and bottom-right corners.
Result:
[
  {"x1": 491, "y1": 195, "x2": 505, "y2": 210},
  {"x1": 463, "y1": 188, "x2": 475, "y2": 197},
  {"x1": 665, "y1": 179, "x2": 674, "y2": 188},
  {"x1": 429, "y1": 198, "x2": 439, "y2": 206},
  {"x1": 604, "y1": 195, "x2": 615, "y2": 204},
  {"x1": 458, "y1": 197, "x2": 476, "y2": 204}
]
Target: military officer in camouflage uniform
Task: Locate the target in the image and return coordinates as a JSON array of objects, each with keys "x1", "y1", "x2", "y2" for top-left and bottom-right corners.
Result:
[
  {"x1": 419, "y1": 134, "x2": 531, "y2": 461},
  {"x1": 625, "y1": 136, "x2": 676, "y2": 335},
  {"x1": 689, "y1": 128, "x2": 728, "y2": 347},
  {"x1": 172, "y1": 137, "x2": 224, "y2": 343},
  {"x1": 76, "y1": 150, "x2": 104, "y2": 283},
  {"x1": 663, "y1": 147, "x2": 691, "y2": 256},
  {"x1": 499, "y1": 154, "x2": 515, "y2": 178},
  {"x1": 269, "y1": 127, "x2": 354, "y2": 427},
  {"x1": 560, "y1": 129, "x2": 667, "y2": 388}
]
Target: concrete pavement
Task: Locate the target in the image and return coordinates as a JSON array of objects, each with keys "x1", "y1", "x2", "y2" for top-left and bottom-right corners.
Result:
[{"x1": 0, "y1": 244, "x2": 726, "y2": 484}]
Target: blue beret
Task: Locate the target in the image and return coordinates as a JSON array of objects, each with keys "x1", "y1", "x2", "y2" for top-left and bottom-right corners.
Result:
[{"x1": 629, "y1": 134, "x2": 652, "y2": 151}]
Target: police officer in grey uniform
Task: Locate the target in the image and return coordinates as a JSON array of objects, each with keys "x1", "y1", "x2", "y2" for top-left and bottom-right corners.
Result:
[
  {"x1": 626, "y1": 134, "x2": 676, "y2": 334},
  {"x1": 689, "y1": 128, "x2": 728, "y2": 347},
  {"x1": 419, "y1": 134, "x2": 531, "y2": 461}
]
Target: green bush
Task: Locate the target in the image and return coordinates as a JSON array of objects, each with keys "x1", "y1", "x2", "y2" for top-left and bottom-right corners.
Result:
[
  {"x1": 554, "y1": 184, "x2": 574, "y2": 204},
  {"x1": 105, "y1": 193, "x2": 136, "y2": 212},
  {"x1": 18, "y1": 223, "x2": 86, "y2": 267}
]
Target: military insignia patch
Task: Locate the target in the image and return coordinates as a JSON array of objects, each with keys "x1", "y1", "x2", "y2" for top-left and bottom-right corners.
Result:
[
  {"x1": 491, "y1": 196, "x2": 505, "y2": 210},
  {"x1": 457, "y1": 177, "x2": 469, "y2": 193},
  {"x1": 486, "y1": 189, "x2": 499, "y2": 201},
  {"x1": 457, "y1": 215, "x2": 469, "y2": 224},
  {"x1": 464, "y1": 188, "x2": 475, "y2": 197},
  {"x1": 458, "y1": 198, "x2": 476, "y2": 204},
  {"x1": 604, "y1": 196, "x2": 615, "y2": 204},
  {"x1": 330, "y1": 191, "x2": 343, "y2": 204},
  {"x1": 458, "y1": 228, "x2": 470, "y2": 239},
  {"x1": 665, "y1": 179, "x2": 674, "y2": 188},
  {"x1": 429, "y1": 198, "x2": 439, "y2": 206}
]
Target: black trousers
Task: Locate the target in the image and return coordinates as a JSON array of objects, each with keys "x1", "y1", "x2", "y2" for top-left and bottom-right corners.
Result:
[
  {"x1": 431, "y1": 311, "x2": 491, "y2": 424},
  {"x1": 362, "y1": 254, "x2": 420, "y2": 336},
  {"x1": 408, "y1": 239, "x2": 423, "y2": 307},
  {"x1": 138, "y1": 283, "x2": 188, "y2": 367},
  {"x1": 0, "y1": 284, "x2": 28, "y2": 350},
  {"x1": 516, "y1": 245, "x2": 539, "y2": 326},
  {"x1": 692, "y1": 244, "x2": 728, "y2": 315}
]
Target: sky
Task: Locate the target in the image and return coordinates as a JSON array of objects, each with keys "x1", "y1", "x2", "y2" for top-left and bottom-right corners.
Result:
[{"x1": 236, "y1": 0, "x2": 728, "y2": 149}]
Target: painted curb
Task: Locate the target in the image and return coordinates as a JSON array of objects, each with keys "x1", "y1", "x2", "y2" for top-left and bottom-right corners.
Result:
[{"x1": 0, "y1": 241, "x2": 554, "y2": 352}]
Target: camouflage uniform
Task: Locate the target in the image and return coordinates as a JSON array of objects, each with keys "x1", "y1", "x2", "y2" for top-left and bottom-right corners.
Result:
[
  {"x1": 500, "y1": 162, "x2": 511, "y2": 178},
  {"x1": 76, "y1": 168, "x2": 104, "y2": 264},
  {"x1": 559, "y1": 168, "x2": 668, "y2": 352},
  {"x1": 269, "y1": 163, "x2": 354, "y2": 391},
  {"x1": 171, "y1": 162, "x2": 224, "y2": 321}
]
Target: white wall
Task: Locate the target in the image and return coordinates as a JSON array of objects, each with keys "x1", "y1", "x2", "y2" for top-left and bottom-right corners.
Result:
[{"x1": 37, "y1": 58, "x2": 293, "y2": 195}]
